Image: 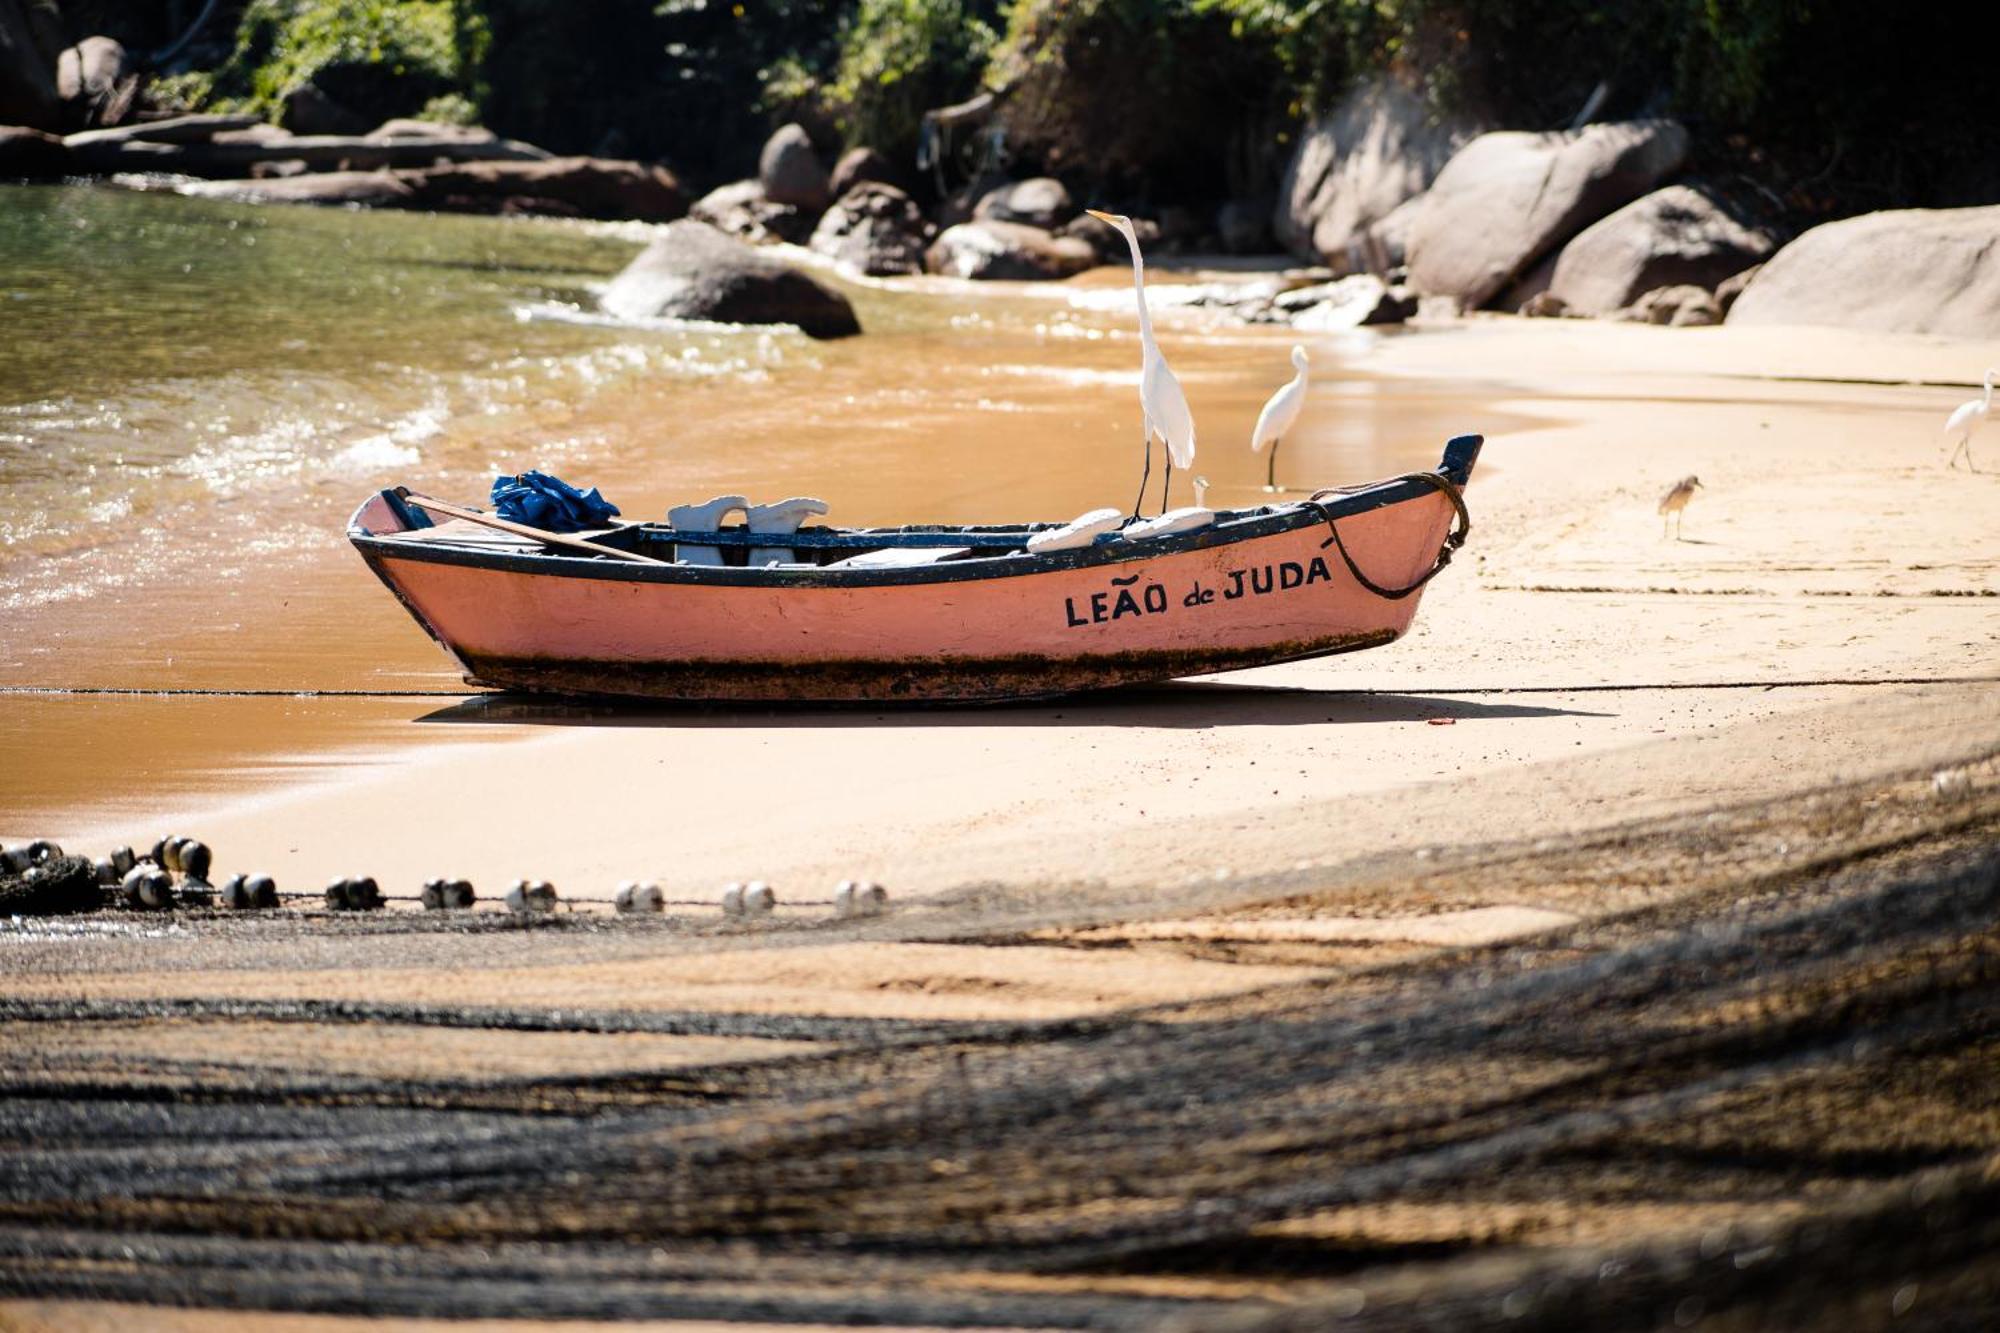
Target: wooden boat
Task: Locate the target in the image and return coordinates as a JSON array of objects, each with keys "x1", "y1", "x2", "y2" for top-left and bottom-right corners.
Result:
[{"x1": 348, "y1": 434, "x2": 1480, "y2": 703}]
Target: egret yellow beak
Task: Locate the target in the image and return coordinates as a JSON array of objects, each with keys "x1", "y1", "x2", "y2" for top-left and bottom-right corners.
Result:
[{"x1": 1084, "y1": 209, "x2": 1118, "y2": 224}]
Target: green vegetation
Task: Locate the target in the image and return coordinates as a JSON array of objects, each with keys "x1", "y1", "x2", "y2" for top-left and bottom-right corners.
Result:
[
  {"x1": 821, "y1": 0, "x2": 999, "y2": 159},
  {"x1": 184, "y1": 0, "x2": 488, "y2": 122},
  {"x1": 68, "y1": 0, "x2": 1998, "y2": 218}
]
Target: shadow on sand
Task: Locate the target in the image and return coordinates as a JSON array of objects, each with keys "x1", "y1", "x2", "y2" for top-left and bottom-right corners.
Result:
[{"x1": 412, "y1": 680, "x2": 1612, "y2": 730}]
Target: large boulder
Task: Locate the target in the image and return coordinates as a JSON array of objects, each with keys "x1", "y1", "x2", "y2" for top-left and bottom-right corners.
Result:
[
  {"x1": 282, "y1": 83, "x2": 370, "y2": 137},
  {"x1": 401, "y1": 157, "x2": 685, "y2": 221},
  {"x1": 1275, "y1": 79, "x2": 1476, "y2": 271},
  {"x1": 690, "y1": 178, "x2": 811, "y2": 245},
  {"x1": 758, "y1": 122, "x2": 829, "y2": 211},
  {"x1": 828, "y1": 145, "x2": 901, "y2": 199},
  {"x1": 926, "y1": 220, "x2": 1098, "y2": 281},
  {"x1": 601, "y1": 219, "x2": 860, "y2": 339},
  {"x1": 808, "y1": 182, "x2": 930, "y2": 276},
  {"x1": 162, "y1": 171, "x2": 418, "y2": 208},
  {"x1": 1548, "y1": 184, "x2": 1773, "y2": 316},
  {"x1": 972, "y1": 176, "x2": 1076, "y2": 230},
  {"x1": 0, "y1": 0, "x2": 64, "y2": 129},
  {"x1": 1407, "y1": 119, "x2": 1689, "y2": 309},
  {"x1": 1059, "y1": 209, "x2": 1159, "y2": 262},
  {"x1": 0, "y1": 125, "x2": 67, "y2": 179},
  {"x1": 1726, "y1": 207, "x2": 2000, "y2": 339},
  {"x1": 55, "y1": 35, "x2": 129, "y2": 125}
]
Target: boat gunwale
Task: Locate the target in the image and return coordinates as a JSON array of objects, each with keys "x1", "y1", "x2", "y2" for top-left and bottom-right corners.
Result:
[{"x1": 349, "y1": 435, "x2": 1481, "y2": 592}]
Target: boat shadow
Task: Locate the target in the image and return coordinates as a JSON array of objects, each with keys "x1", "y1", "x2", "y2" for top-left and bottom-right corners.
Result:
[{"x1": 412, "y1": 681, "x2": 1610, "y2": 729}]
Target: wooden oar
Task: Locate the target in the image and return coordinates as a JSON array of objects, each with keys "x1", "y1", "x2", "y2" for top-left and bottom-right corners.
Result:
[{"x1": 397, "y1": 490, "x2": 669, "y2": 565}]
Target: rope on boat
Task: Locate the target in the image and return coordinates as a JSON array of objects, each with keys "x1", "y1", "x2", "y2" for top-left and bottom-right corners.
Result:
[{"x1": 1307, "y1": 471, "x2": 1471, "y2": 601}]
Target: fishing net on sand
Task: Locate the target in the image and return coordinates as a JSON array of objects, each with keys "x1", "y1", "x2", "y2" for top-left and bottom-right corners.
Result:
[{"x1": 0, "y1": 820, "x2": 1995, "y2": 1327}]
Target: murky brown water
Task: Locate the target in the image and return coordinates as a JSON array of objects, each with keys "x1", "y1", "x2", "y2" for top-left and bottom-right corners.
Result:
[{"x1": 1, "y1": 185, "x2": 1509, "y2": 835}]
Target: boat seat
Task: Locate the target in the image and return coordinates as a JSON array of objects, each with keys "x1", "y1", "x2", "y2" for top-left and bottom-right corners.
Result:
[
  {"x1": 747, "y1": 496, "x2": 829, "y2": 565},
  {"x1": 666, "y1": 495, "x2": 748, "y2": 566},
  {"x1": 1122, "y1": 507, "x2": 1216, "y2": 541},
  {"x1": 825, "y1": 545, "x2": 972, "y2": 569},
  {"x1": 1027, "y1": 506, "x2": 1125, "y2": 554}
]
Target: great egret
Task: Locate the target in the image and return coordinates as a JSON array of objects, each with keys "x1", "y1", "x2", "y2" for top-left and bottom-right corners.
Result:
[
  {"x1": 1250, "y1": 345, "x2": 1310, "y2": 491},
  {"x1": 1658, "y1": 474, "x2": 1702, "y2": 540},
  {"x1": 1944, "y1": 368, "x2": 1995, "y2": 471},
  {"x1": 1085, "y1": 209, "x2": 1195, "y2": 516}
]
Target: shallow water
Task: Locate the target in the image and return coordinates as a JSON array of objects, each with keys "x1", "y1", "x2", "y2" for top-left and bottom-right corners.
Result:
[{"x1": 0, "y1": 183, "x2": 1509, "y2": 829}]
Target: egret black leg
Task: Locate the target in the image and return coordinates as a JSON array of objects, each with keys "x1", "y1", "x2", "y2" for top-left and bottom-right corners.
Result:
[
  {"x1": 1266, "y1": 438, "x2": 1281, "y2": 491},
  {"x1": 1160, "y1": 460, "x2": 1173, "y2": 514},
  {"x1": 1133, "y1": 435, "x2": 1153, "y2": 519}
]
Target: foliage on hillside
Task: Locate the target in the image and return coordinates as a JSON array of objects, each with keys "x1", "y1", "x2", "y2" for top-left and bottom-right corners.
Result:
[{"x1": 64, "y1": 0, "x2": 2000, "y2": 217}]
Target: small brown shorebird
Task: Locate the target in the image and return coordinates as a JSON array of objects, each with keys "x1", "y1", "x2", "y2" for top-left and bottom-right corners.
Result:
[{"x1": 1658, "y1": 475, "x2": 1702, "y2": 539}]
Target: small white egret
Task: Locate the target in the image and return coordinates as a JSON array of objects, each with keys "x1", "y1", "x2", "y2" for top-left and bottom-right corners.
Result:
[
  {"x1": 1943, "y1": 368, "x2": 1995, "y2": 471},
  {"x1": 1085, "y1": 209, "x2": 1195, "y2": 516},
  {"x1": 1658, "y1": 475, "x2": 1702, "y2": 540},
  {"x1": 1250, "y1": 345, "x2": 1310, "y2": 492}
]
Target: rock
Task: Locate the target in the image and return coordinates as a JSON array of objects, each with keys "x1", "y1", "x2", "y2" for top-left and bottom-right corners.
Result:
[
  {"x1": 1547, "y1": 184, "x2": 1774, "y2": 317},
  {"x1": 973, "y1": 176, "x2": 1076, "y2": 230},
  {"x1": 1408, "y1": 119, "x2": 1690, "y2": 309},
  {"x1": 1365, "y1": 195, "x2": 1426, "y2": 274},
  {"x1": 1713, "y1": 263, "x2": 1762, "y2": 315},
  {"x1": 0, "y1": 855, "x2": 99, "y2": 916},
  {"x1": 1276, "y1": 79, "x2": 1476, "y2": 270},
  {"x1": 367, "y1": 118, "x2": 498, "y2": 144},
  {"x1": 248, "y1": 159, "x2": 308, "y2": 180},
  {"x1": 808, "y1": 181, "x2": 930, "y2": 276},
  {"x1": 758, "y1": 122, "x2": 829, "y2": 211},
  {"x1": 1520, "y1": 291, "x2": 1571, "y2": 318},
  {"x1": 1061, "y1": 210, "x2": 1159, "y2": 261},
  {"x1": 1216, "y1": 198, "x2": 1272, "y2": 255},
  {"x1": 162, "y1": 170, "x2": 417, "y2": 208},
  {"x1": 926, "y1": 220, "x2": 1098, "y2": 281},
  {"x1": 5, "y1": 126, "x2": 80, "y2": 178},
  {"x1": 211, "y1": 123, "x2": 296, "y2": 147},
  {"x1": 1495, "y1": 248, "x2": 1560, "y2": 315},
  {"x1": 1621, "y1": 285, "x2": 1721, "y2": 326},
  {"x1": 828, "y1": 145, "x2": 900, "y2": 199},
  {"x1": 1282, "y1": 274, "x2": 1419, "y2": 331},
  {"x1": 0, "y1": 0, "x2": 64, "y2": 129},
  {"x1": 828, "y1": 147, "x2": 900, "y2": 198},
  {"x1": 283, "y1": 83, "x2": 370, "y2": 137},
  {"x1": 938, "y1": 170, "x2": 1008, "y2": 228},
  {"x1": 689, "y1": 178, "x2": 811, "y2": 245},
  {"x1": 1726, "y1": 207, "x2": 2000, "y2": 339},
  {"x1": 602, "y1": 220, "x2": 861, "y2": 339},
  {"x1": 400, "y1": 157, "x2": 685, "y2": 222},
  {"x1": 55, "y1": 35, "x2": 126, "y2": 123}
]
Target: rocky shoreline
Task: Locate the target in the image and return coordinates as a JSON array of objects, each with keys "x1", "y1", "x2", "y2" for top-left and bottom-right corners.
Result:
[{"x1": 3, "y1": 15, "x2": 1997, "y2": 342}]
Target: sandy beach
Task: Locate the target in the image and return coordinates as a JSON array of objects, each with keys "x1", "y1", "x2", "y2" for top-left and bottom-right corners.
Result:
[
  {"x1": 11, "y1": 315, "x2": 1996, "y2": 898},
  {"x1": 6, "y1": 271, "x2": 2000, "y2": 1329}
]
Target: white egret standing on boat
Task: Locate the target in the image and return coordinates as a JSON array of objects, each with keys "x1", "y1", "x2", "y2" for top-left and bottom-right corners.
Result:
[
  {"x1": 1250, "y1": 345, "x2": 1310, "y2": 492},
  {"x1": 1085, "y1": 209, "x2": 1195, "y2": 516},
  {"x1": 1658, "y1": 474, "x2": 1702, "y2": 540},
  {"x1": 1943, "y1": 367, "x2": 1995, "y2": 471}
]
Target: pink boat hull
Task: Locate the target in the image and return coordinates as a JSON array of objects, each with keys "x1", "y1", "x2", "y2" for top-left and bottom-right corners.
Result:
[{"x1": 351, "y1": 438, "x2": 1478, "y2": 702}]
